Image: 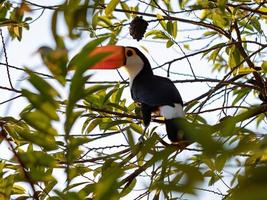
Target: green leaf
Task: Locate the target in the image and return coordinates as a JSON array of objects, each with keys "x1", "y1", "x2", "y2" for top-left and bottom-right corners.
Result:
[
  {"x1": 78, "y1": 183, "x2": 96, "y2": 198},
  {"x1": 251, "y1": 17, "x2": 262, "y2": 33},
  {"x1": 261, "y1": 61, "x2": 267, "y2": 73},
  {"x1": 232, "y1": 88, "x2": 250, "y2": 105},
  {"x1": 65, "y1": 111, "x2": 83, "y2": 135},
  {"x1": 28, "y1": 168, "x2": 55, "y2": 182},
  {"x1": 202, "y1": 157, "x2": 215, "y2": 170},
  {"x1": 20, "y1": 111, "x2": 57, "y2": 136},
  {"x1": 107, "y1": 102, "x2": 127, "y2": 112},
  {"x1": 166, "y1": 40, "x2": 174, "y2": 48},
  {"x1": 111, "y1": 85, "x2": 125, "y2": 104},
  {"x1": 156, "y1": 13, "x2": 166, "y2": 30},
  {"x1": 62, "y1": 1, "x2": 89, "y2": 39},
  {"x1": 92, "y1": 12, "x2": 99, "y2": 30},
  {"x1": 65, "y1": 181, "x2": 88, "y2": 193},
  {"x1": 102, "y1": 119, "x2": 131, "y2": 132},
  {"x1": 16, "y1": 129, "x2": 57, "y2": 151},
  {"x1": 40, "y1": 180, "x2": 57, "y2": 199},
  {"x1": 166, "y1": 21, "x2": 173, "y2": 36},
  {"x1": 95, "y1": 164, "x2": 122, "y2": 200},
  {"x1": 0, "y1": 175, "x2": 14, "y2": 199},
  {"x1": 209, "y1": 47, "x2": 222, "y2": 63},
  {"x1": 172, "y1": 21, "x2": 178, "y2": 38},
  {"x1": 212, "y1": 10, "x2": 228, "y2": 28},
  {"x1": 0, "y1": 2, "x2": 11, "y2": 18},
  {"x1": 11, "y1": 185, "x2": 26, "y2": 195},
  {"x1": 218, "y1": 0, "x2": 227, "y2": 10},
  {"x1": 239, "y1": 20, "x2": 254, "y2": 32},
  {"x1": 202, "y1": 43, "x2": 225, "y2": 59},
  {"x1": 52, "y1": 10, "x2": 61, "y2": 46},
  {"x1": 166, "y1": 20, "x2": 178, "y2": 38},
  {"x1": 256, "y1": 113, "x2": 265, "y2": 127},
  {"x1": 120, "y1": 178, "x2": 136, "y2": 197},
  {"x1": 203, "y1": 31, "x2": 217, "y2": 36},
  {"x1": 229, "y1": 166, "x2": 267, "y2": 200},
  {"x1": 69, "y1": 137, "x2": 90, "y2": 149},
  {"x1": 81, "y1": 117, "x2": 92, "y2": 133},
  {"x1": 21, "y1": 89, "x2": 59, "y2": 121},
  {"x1": 85, "y1": 85, "x2": 112, "y2": 96},
  {"x1": 22, "y1": 70, "x2": 59, "y2": 121},
  {"x1": 120, "y1": 2, "x2": 130, "y2": 18},
  {"x1": 215, "y1": 154, "x2": 227, "y2": 172},
  {"x1": 26, "y1": 70, "x2": 60, "y2": 98},
  {"x1": 208, "y1": 174, "x2": 220, "y2": 186},
  {"x1": 105, "y1": 0, "x2": 120, "y2": 15},
  {"x1": 0, "y1": 19, "x2": 19, "y2": 27},
  {"x1": 228, "y1": 45, "x2": 242, "y2": 70},
  {"x1": 130, "y1": 123, "x2": 143, "y2": 134},
  {"x1": 65, "y1": 149, "x2": 83, "y2": 165},
  {"x1": 18, "y1": 151, "x2": 57, "y2": 167},
  {"x1": 97, "y1": 16, "x2": 113, "y2": 27},
  {"x1": 102, "y1": 88, "x2": 118, "y2": 104},
  {"x1": 193, "y1": 114, "x2": 207, "y2": 124},
  {"x1": 259, "y1": 7, "x2": 267, "y2": 19},
  {"x1": 66, "y1": 37, "x2": 110, "y2": 134},
  {"x1": 218, "y1": 116, "x2": 236, "y2": 136},
  {"x1": 145, "y1": 30, "x2": 169, "y2": 39}
]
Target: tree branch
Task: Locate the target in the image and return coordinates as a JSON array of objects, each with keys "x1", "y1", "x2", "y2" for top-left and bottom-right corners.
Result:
[
  {"x1": 0, "y1": 29, "x2": 14, "y2": 90},
  {"x1": 0, "y1": 124, "x2": 39, "y2": 200},
  {"x1": 232, "y1": 21, "x2": 267, "y2": 97},
  {"x1": 210, "y1": 104, "x2": 267, "y2": 133}
]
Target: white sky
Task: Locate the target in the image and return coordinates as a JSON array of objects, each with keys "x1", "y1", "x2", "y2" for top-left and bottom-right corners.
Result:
[
  {"x1": 1, "y1": 0, "x2": 217, "y2": 118},
  {"x1": 1, "y1": 0, "x2": 261, "y2": 199}
]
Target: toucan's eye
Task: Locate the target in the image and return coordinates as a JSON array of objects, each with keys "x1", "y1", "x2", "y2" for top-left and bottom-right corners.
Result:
[{"x1": 126, "y1": 50, "x2": 133, "y2": 57}]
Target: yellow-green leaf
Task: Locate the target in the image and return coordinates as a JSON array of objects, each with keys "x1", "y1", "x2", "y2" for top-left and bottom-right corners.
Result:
[
  {"x1": 20, "y1": 111, "x2": 57, "y2": 136},
  {"x1": 261, "y1": 61, "x2": 267, "y2": 72},
  {"x1": 18, "y1": 151, "x2": 57, "y2": 167},
  {"x1": 105, "y1": 0, "x2": 120, "y2": 15}
]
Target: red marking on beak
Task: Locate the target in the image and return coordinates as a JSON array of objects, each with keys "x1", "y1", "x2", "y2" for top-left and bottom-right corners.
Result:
[{"x1": 89, "y1": 45, "x2": 125, "y2": 69}]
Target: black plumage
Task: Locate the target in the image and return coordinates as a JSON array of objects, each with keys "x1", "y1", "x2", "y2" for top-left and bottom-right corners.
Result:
[
  {"x1": 131, "y1": 73, "x2": 183, "y2": 107},
  {"x1": 89, "y1": 45, "x2": 189, "y2": 143},
  {"x1": 128, "y1": 47, "x2": 186, "y2": 143}
]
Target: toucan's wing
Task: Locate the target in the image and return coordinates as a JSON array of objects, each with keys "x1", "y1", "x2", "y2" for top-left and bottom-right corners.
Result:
[{"x1": 131, "y1": 75, "x2": 183, "y2": 107}]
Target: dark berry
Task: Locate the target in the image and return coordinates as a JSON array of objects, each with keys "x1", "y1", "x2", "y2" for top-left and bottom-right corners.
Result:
[{"x1": 129, "y1": 16, "x2": 148, "y2": 41}]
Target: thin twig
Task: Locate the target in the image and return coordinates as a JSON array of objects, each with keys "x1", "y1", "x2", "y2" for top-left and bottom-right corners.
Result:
[
  {"x1": 0, "y1": 85, "x2": 21, "y2": 93},
  {"x1": 0, "y1": 94, "x2": 23, "y2": 105},
  {"x1": 0, "y1": 29, "x2": 14, "y2": 90}
]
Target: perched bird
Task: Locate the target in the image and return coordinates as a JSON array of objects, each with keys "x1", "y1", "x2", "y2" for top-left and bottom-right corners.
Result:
[
  {"x1": 89, "y1": 45, "x2": 189, "y2": 143},
  {"x1": 37, "y1": 46, "x2": 68, "y2": 84}
]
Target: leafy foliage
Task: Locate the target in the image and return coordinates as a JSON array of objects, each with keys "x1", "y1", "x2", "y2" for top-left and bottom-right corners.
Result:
[{"x1": 0, "y1": 0, "x2": 267, "y2": 199}]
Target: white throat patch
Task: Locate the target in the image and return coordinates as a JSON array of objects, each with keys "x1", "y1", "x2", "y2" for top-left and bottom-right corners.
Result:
[{"x1": 123, "y1": 49, "x2": 144, "y2": 87}]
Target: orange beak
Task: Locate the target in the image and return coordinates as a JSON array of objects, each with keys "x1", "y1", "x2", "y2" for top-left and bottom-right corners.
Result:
[{"x1": 89, "y1": 45, "x2": 125, "y2": 69}]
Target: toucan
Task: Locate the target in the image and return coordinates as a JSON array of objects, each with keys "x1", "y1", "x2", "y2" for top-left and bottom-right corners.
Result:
[{"x1": 89, "y1": 45, "x2": 189, "y2": 143}]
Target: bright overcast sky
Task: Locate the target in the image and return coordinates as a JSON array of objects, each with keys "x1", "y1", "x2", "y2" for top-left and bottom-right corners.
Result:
[
  {"x1": 1, "y1": 0, "x2": 216, "y2": 119},
  {"x1": 0, "y1": 1, "x2": 236, "y2": 199}
]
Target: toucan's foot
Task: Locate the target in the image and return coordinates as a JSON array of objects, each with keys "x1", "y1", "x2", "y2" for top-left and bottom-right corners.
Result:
[{"x1": 138, "y1": 135, "x2": 145, "y2": 143}]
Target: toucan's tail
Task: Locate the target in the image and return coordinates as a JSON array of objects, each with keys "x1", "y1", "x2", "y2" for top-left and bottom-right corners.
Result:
[{"x1": 165, "y1": 118, "x2": 191, "y2": 144}]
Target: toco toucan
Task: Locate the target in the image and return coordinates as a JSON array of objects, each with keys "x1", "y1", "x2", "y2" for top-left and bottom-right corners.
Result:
[{"x1": 89, "y1": 45, "x2": 189, "y2": 143}]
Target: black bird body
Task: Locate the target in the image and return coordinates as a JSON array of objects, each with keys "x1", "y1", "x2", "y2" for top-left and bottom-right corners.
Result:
[
  {"x1": 131, "y1": 72, "x2": 183, "y2": 108},
  {"x1": 90, "y1": 45, "x2": 187, "y2": 143},
  {"x1": 126, "y1": 47, "x2": 186, "y2": 142},
  {"x1": 131, "y1": 71, "x2": 185, "y2": 142}
]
